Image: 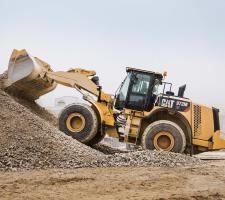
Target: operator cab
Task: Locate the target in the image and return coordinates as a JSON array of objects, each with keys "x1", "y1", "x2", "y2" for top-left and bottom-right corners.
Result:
[{"x1": 114, "y1": 67, "x2": 163, "y2": 112}]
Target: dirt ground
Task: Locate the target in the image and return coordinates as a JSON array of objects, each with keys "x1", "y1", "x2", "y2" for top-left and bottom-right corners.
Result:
[{"x1": 1, "y1": 161, "x2": 225, "y2": 200}]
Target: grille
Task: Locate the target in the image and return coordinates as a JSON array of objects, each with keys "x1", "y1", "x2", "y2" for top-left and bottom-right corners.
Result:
[{"x1": 193, "y1": 105, "x2": 201, "y2": 136}]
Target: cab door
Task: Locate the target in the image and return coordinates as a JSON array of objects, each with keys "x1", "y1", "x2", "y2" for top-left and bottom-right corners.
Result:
[{"x1": 126, "y1": 72, "x2": 154, "y2": 111}]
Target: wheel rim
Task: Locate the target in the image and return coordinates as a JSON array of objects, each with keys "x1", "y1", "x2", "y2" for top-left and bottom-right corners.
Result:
[
  {"x1": 153, "y1": 131, "x2": 175, "y2": 151},
  {"x1": 66, "y1": 113, "x2": 86, "y2": 133}
]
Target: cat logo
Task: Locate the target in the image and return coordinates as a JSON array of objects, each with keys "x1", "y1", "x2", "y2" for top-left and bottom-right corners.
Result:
[
  {"x1": 161, "y1": 99, "x2": 175, "y2": 108},
  {"x1": 158, "y1": 97, "x2": 190, "y2": 112}
]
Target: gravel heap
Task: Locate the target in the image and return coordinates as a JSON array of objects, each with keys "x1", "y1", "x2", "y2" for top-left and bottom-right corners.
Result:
[
  {"x1": 92, "y1": 150, "x2": 202, "y2": 167},
  {"x1": 0, "y1": 89, "x2": 104, "y2": 171}
]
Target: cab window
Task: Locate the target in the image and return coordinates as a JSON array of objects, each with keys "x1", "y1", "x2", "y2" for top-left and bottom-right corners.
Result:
[{"x1": 126, "y1": 73, "x2": 152, "y2": 111}]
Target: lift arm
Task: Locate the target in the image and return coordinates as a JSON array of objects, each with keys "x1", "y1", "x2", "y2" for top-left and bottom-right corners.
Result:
[{"x1": 46, "y1": 69, "x2": 112, "y2": 103}]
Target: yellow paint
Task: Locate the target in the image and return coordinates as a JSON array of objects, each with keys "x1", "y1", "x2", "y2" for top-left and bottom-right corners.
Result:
[
  {"x1": 212, "y1": 131, "x2": 225, "y2": 149},
  {"x1": 105, "y1": 126, "x2": 119, "y2": 138},
  {"x1": 192, "y1": 138, "x2": 212, "y2": 148},
  {"x1": 91, "y1": 101, "x2": 115, "y2": 126},
  {"x1": 192, "y1": 104, "x2": 214, "y2": 140}
]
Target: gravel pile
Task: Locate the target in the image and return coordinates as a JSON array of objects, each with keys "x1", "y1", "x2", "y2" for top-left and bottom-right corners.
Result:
[
  {"x1": 0, "y1": 89, "x2": 104, "y2": 171},
  {"x1": 92, "y1": 150, "x2": 202, "y2": 167}
]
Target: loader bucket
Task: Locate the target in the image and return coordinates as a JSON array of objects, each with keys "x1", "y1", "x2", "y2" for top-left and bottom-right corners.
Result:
[{"x1": 3, "y1": 49, "x2": 57, "y2": 100}]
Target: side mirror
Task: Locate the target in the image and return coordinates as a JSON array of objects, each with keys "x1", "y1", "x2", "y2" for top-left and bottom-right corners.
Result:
[{"x1": 178, "y1": 84, "x2": 186, "y2": 98}]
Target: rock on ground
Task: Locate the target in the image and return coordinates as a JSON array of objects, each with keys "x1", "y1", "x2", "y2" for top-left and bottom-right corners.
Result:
[{"x1": 92, "y1": 150, "x2": 202, "y2": 168}]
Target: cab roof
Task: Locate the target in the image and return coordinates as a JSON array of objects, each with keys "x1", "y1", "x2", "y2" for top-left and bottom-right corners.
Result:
[{"x1": 126, "y1": 67, "x2": 163, "y2": 79}]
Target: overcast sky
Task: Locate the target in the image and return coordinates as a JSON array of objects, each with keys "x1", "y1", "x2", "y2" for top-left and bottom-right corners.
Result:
[{"x1": 0, "y1": 0, "x2": 225, "y2": 113}]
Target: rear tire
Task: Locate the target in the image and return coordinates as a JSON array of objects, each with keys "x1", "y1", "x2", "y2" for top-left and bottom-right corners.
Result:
[
  {"x1": 141, "y1": 120, "x2": 186, "y2": 153},
  {"x1": 58, "y1": 103, "x2": 98, "y2": 144}
]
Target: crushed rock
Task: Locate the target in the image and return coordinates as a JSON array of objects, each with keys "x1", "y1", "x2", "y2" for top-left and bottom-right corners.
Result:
[
  {"x1": 0, "y1": 71, "x2": 7, "y2": 89},
  {"x1": 12, "y1": 96, "x2": 58, "y2": 126},
  {"x1": 91, "y1": 150, "x2": 202, "y2": 167}
]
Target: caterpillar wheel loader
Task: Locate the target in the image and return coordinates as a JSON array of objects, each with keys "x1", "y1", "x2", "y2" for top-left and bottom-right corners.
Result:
[{"x1": 3, "y1": 49, "x2": 225, "y2": 154}]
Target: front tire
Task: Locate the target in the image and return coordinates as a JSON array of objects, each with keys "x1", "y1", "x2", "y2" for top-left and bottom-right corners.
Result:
[
  {"x1": 58, "y1": 103, "x2": 98, "y2": 144},
  {"x1": 141, "y1": 120, "x2": 186, "y2": 153}
]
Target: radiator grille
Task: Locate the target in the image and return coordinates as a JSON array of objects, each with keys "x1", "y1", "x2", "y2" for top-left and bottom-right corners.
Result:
[{"x1": 193, "y1": 105, "x2": 202, "y2": 136}]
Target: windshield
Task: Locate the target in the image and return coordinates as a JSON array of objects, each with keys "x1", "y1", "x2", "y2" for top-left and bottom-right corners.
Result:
[
  {"x1": 131, "y1": 73, "x2": 150, "y2": 95},
  {"x1": 114, "y1": 73, "x2": 131, "y2": 110}
]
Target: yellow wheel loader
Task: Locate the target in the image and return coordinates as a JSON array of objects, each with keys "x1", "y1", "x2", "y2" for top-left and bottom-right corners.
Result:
[{"x1": 3, "y1": 49, "x2": 225, "y2": 154}]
